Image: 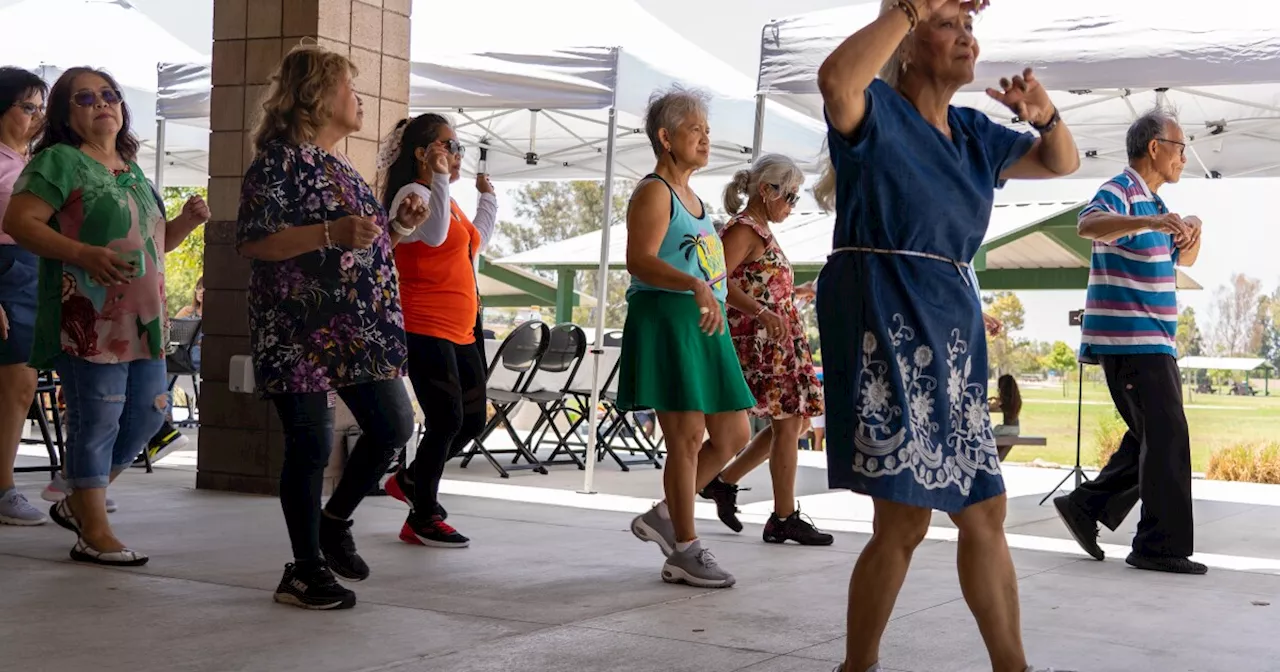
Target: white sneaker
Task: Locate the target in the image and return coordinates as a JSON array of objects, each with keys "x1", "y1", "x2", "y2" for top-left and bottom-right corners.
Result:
[
  {"x1": 0, "y1": 490, "x2": 47, "y2": 525},
  {"x1": 40, "y1": 474, "x2": 117, "y2": 513}
]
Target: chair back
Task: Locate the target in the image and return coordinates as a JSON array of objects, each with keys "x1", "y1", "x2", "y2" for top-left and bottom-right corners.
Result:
[
  {"x1": 601, "y1": 330, "x2": 623, "y2": 348},
  {"x1": 167, "y1": 318, "x2": 202, "y2": 375},
  {"x1": 539, "y1": 324, "x2": 587, "y2": 373},
  {"x1": 486, "y1": 321, "x2": 551, "y2": 393}
]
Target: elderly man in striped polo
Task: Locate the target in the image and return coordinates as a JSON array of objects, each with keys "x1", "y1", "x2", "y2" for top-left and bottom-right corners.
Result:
[{"x1": 1054, "y1": 108, "x2": 1206, "y2": 576}]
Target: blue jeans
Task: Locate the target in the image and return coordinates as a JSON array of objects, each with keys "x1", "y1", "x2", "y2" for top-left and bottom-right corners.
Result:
[{"x1": 57, "y1": 355, "x2": 169, "y2": 489}]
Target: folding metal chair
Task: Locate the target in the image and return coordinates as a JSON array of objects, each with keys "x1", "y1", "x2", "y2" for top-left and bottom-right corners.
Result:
[
  {"x1": 515, "y1": 324, "x2": 588, "y2": 468},
  {"x1": 460, "y1": 321, "x2": 551, "y2": 478},
  {"x1": 166, "y1": 317, "x2": 202, "y2": 427},
  {"x1": 16, "y1": 371, "x2": 63, "y2": 476}
]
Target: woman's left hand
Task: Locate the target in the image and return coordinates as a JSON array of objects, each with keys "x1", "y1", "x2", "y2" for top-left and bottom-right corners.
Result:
[
  {"x1": 476, "y1": 173, "x2": 494, "y2": 195},
  {"x1": 181, "y1": 195, "x2": 211, "y2": 224},
  {"x1": 395, "y1": 192, "x2": 429, "y2": 230},
  {"x1": 986, "y1": 68, "x2": 1056, "y2": 128}
]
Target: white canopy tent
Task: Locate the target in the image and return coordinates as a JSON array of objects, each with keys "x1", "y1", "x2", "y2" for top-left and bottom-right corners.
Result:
[
  {"x1": 0, "y1": 0, "x2": 211, "y2": 187},
  {"x1": 155, "y1": 0, "x2": 825, "y2": 492},
  {"x1": 755, "y1": 0, "x2": 1280, "y2": 178}
]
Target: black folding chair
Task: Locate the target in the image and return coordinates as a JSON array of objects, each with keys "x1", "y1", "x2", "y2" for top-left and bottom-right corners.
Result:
[
  {"x1": 166, "y1": 317, "x2": 202, "y2": 428},
  {"x1": 517, "y1": 324, "x2": 588, "y2": 468},
  {"x1": 596, "y1": 331, "x2": 664, "y2": 470},
  {"x1": 16, "y1": 371, "x2": 63, "y2": 476},
  {"x1": 460, "y1": 321, "x2": 551, "y2": 478}
]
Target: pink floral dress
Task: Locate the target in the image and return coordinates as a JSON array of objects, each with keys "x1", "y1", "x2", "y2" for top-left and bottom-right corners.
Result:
[{"x1": 723, "y1": 214, "x2": 823, "y2": 419}]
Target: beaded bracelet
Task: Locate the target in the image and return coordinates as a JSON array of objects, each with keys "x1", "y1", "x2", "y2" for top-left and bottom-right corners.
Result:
[
  {"x1": 891, "y1": 0, "x2": 919, "y2": 31},
  {"x1": 323, "y1": 220, "x2": 333, "y2": 248}
]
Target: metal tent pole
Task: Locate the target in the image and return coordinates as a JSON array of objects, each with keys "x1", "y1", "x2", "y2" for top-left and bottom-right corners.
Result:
[{"x1": 581, "y1": 105, "x2": 619, "y2": 495}]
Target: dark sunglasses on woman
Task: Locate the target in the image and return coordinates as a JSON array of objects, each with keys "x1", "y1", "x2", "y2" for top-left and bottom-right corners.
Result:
[
  {"x1": 770, "y1": 183, "x2": 800, "y2": 207},
  {"x1": 444, "y1": 138, "x2": 465, "y2": 157},
  {"x1": 72, "y1": 88, "x2": 122, "y2": 108}
]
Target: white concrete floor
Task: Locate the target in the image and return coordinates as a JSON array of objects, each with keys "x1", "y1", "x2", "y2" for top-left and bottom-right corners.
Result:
[{"x1": 6, "y1": 448, "x2": 1280, "y2": 672}]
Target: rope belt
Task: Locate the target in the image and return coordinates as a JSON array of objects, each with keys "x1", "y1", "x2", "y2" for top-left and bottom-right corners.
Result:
[{"x1": 830, "y1": 246, "x2": 972, "y2": 286}]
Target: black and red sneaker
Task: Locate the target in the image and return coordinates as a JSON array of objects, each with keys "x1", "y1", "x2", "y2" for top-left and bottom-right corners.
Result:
[
  {"x1": 763, "y1": 508, "x2": 834, "y2": 546},
  {"x1": 384, "y1": 469, "x2": 449, "y2": 520},
  {"x1": 399, "y1": 511, "x2": 469, "y2": 548}
]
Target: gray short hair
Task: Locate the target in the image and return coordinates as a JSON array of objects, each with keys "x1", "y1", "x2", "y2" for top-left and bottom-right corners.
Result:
[
  {"x1": 644, "y1": 85, "x2": 710, "y2": 158},
  {"x1": 1126, "y1": 108, "x2": 1179, "y2": 161}
]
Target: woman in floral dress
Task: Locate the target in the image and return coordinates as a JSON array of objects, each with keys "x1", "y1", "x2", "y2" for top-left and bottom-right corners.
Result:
[
  {"x1": 699, "y1": 154, "x2": 832, "y2": 547},
  {"x1": 236, "y1": 45, "x2": 427, "y2": 610}
]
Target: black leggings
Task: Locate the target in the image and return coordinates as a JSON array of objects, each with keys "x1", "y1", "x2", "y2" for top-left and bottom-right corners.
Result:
[
  {"x1": 271, "y1": 378, "x2": 415, "y2": 562},
  {"x1": 406, "y1": 328, "x2": 488, "y2": 512}
]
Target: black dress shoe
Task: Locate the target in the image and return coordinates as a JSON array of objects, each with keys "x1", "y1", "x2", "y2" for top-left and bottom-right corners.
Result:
[
  {"x1": 1053, "y1": 495, "x2": 1104, "y2": 561},
  {"x1": 1126, "y1": 552, "x2": 1208, "y2": 575}
]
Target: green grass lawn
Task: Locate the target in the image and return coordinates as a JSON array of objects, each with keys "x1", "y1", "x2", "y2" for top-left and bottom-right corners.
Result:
[{"x1": 1003, "y1": 380, "x2": 1280, "y2": 473}]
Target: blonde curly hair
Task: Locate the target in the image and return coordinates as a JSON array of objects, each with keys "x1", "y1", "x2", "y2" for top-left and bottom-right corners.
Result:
[{"x1": 251, "y1": 44, "x2": 357, "y2": 152}]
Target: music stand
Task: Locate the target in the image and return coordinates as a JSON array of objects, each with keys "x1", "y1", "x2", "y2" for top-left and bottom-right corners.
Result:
[{"x1": 1039, "y1": 309, "x2": 1092, "y2": 505}]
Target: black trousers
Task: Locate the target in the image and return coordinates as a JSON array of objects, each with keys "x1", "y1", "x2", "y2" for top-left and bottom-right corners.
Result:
[
  {"x1": 271, "y1": 379, "x2": 415, "y2": 562},
  {"x1": 1069, "y1": 353, "x2": 1194, "y2": 558},
  {"x1": 405, "y1": 322, "x2": 488, "y2": 513}
]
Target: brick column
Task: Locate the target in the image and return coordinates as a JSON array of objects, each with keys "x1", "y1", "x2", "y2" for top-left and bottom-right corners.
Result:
[{"x1": 199, "y1": 0, "x2": 412, "y2": 494}]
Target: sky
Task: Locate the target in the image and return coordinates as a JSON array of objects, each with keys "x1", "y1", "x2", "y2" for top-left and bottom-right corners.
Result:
[{"x1": 30, "y1": 0, "x2": 1277, "y2": 348}]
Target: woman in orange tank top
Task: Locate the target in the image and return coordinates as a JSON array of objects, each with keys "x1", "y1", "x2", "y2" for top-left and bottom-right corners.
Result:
[{"x1": 377, "y1": 114, "x2": 497, "y2": 549}]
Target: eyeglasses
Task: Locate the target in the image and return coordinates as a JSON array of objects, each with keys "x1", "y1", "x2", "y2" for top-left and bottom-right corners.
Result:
[
  {"x1": 71, "y1": 88, "x2": 123, "y2": 108},
  {"x1": 444, "y1": 138, "x2": 466, "y2": 157},
  {"x1": 769, "y1": 183, "x2": 800, "y2": 207},
  {"x1": 1156, "y1": 138, "x2": 1186, "y2": 157},
  {"x1": 15, "y1": 102, "x2": 44, "y2": 116}
]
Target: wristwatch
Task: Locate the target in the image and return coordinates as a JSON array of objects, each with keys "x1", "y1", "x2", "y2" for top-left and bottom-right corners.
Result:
[{"x1": 1031, "y1": 107, "x2": 1061, "y2": 134}]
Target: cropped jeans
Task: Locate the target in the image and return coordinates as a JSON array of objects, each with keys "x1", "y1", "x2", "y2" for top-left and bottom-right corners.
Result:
[{"x1": 56, "y1": 354, "x2": 169, "y2": 489}]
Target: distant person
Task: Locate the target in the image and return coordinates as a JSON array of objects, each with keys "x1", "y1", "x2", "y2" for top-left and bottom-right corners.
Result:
[
  {"x1": 989, "y1": 374, "x2": 1021, "y2": 437},
  {"x1": 1054, "y1": 107, "x2": 1205, "y2": 576},
  {"x1": 175, "y1": 275, "x2": 203, "y2": 318}
]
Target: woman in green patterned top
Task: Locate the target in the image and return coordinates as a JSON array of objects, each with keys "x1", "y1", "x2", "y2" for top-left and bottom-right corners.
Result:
[{"x1": 3, "y1": 68, "x2": 207, "y2": 567}]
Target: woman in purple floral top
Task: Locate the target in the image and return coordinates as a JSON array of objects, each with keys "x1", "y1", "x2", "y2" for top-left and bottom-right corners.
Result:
[{"x1": 237, "y1": 45, "x2": 428, "y2": 611}]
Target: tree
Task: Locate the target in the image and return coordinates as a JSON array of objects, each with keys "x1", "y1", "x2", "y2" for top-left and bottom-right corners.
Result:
[
  {"x1": 1041, "y1": 340, "x2": 1078, "y2": 396},
  {"x1": 1176, "y1": 305, "x2": 1204, "y2": 357},
  {"x1": 983, "y1": 291, "x2": 1026, "y2": 377},
  {"x1": 493, "y1": 180, "x2": 634, "y2": 328},
  {"x1": 1210, "y1": 273, "x2": 1263, "y2": 356},
  {"x1": 162, "y1": 186, "x2": 207, "y2": 317},
  {"x1": 1259, "y1": 291, "x2": 1280, "y2": 374}
]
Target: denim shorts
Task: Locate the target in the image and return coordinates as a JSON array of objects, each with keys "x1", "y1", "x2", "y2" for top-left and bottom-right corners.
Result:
[
  {"x1": 0, "y1": 244, "x2": 38, "y2": 366},
  {"x1": 56, "y1": 354, "x2": 170, "y2": 489}
]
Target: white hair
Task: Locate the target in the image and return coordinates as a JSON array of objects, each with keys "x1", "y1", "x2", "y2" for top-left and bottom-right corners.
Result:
[
  {"x1": 723, "y1": 153, "x2": 804, "y2": 214},
  {"x1": 644, "y1": 85, "x2": 711, "y2": 158}
]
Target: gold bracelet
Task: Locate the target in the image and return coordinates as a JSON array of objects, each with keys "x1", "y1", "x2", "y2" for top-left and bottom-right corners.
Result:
[{"x1": 891, "y1": 0, "x2": 919, "y2": 30}]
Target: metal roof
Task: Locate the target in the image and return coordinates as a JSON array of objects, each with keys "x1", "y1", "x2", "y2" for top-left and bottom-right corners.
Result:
[
  {"x1": 1178, "y1": 356, "x2": 1272, "y2": 371},
  {"x1": 494, "y1": 201, "x2": 1202, "y2": 291}
]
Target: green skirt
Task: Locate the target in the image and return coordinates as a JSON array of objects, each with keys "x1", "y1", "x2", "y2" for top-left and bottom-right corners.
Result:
[{"x1": 616, "y1": 291, "x2": 755, "y2": 414}]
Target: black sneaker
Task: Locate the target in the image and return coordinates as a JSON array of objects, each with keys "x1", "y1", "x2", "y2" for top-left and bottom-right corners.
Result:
[
  {"x1": 1053, "y1": 495, "x2": 1105, "y2": 561},
  {"x1": 699, "y1": 475, "x2": 745, "y2": 533},
  {"x1": 273, "y1": 562, "x2": 356, "y2": 610},
  {"x1": 763, "y1": 508, "x2": 835, "y2": 546},
  {"x1": 133, "y1": 422, "x2": 189, "y2": 466},
  {"x1": 384, "y1": 469, "x2": 449, "y2": 520},
  {"x1": 1125, "y1": 552, "x2": 1208, "y2": 575},
  {"x1": 399, "y1": 511, "x2": 469, "y2": 548},
  {"x1": 319, "y1": 516, "x2": 369, "y2": 581}
]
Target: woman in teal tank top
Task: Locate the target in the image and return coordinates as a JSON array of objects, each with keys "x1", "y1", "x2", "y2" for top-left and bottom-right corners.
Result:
[{"x1": 620, "y1": 87, "x2": 755, "y2": 590}]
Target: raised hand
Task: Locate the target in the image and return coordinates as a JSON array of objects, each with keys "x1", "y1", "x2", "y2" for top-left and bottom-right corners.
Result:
[
  {"x1": 476, "y1": 173, "x2": 494, "y2": 195},
  {"x1": 426, "y1": 143, "x2": 450, "y2": 175},
  {"x1": 395, "y1": 192, "x2": 428, "y2": 231},
  {"x1": 181, "y1": 194, "x2": 211, "y2": 224},
  {"x1": 986, "y1": 68, "x2": 1055, "y2": 127},
  {"x1": 914, "y1": 0, "x2": 990, "y2": 21}
]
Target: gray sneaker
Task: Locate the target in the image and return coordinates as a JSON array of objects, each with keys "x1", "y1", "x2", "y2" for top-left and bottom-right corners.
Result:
[
  {"x1": 631, "y1": 503, "x2": 677, "y2": 557},
  {"x1": 0, "y1": 490, "x2": 48, "y2": 526},
  {"x1": 661, "y1": 541, "x2": 735, "y2": 588}
]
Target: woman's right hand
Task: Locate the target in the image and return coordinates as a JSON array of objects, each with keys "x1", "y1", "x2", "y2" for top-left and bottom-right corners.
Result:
[
  {"x1": 692, "y1": 281, "x2": 724, "y2": 336},
  {"x1": 330, "y1": 215, "x2": 382, "y2": 249},
  {"x1": 427, "y1": 143, "x2": 451, "y2": 175},
  {"x1": 911, "y1": 0, "x2": 989, "y2": 21},
  {"x1": 75, "y1": 245, "x2": 134, "y2": 286},
  {"x1": 758, "y1": 308, "x2": 786, "y2": 340}
]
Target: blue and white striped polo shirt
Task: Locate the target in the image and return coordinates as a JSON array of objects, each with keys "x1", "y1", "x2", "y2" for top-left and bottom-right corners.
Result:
[{"x1": 1079, "y1": 167, "x2": 1181, "y2": 361}]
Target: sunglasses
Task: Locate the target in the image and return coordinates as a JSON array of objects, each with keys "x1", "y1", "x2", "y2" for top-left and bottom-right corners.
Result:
[
  {"x1": 443, "y1": 138, "x2": 466, "y2": 157},
  {"x1": 770, "y1": 183, "x2": 800, "y2": 207},
  {"x1": 15, "y1": 102, "x2": 44, "y2": 116},
  {"x1": 71, "y1": 88, "x2": 122, "y2": 108}
]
